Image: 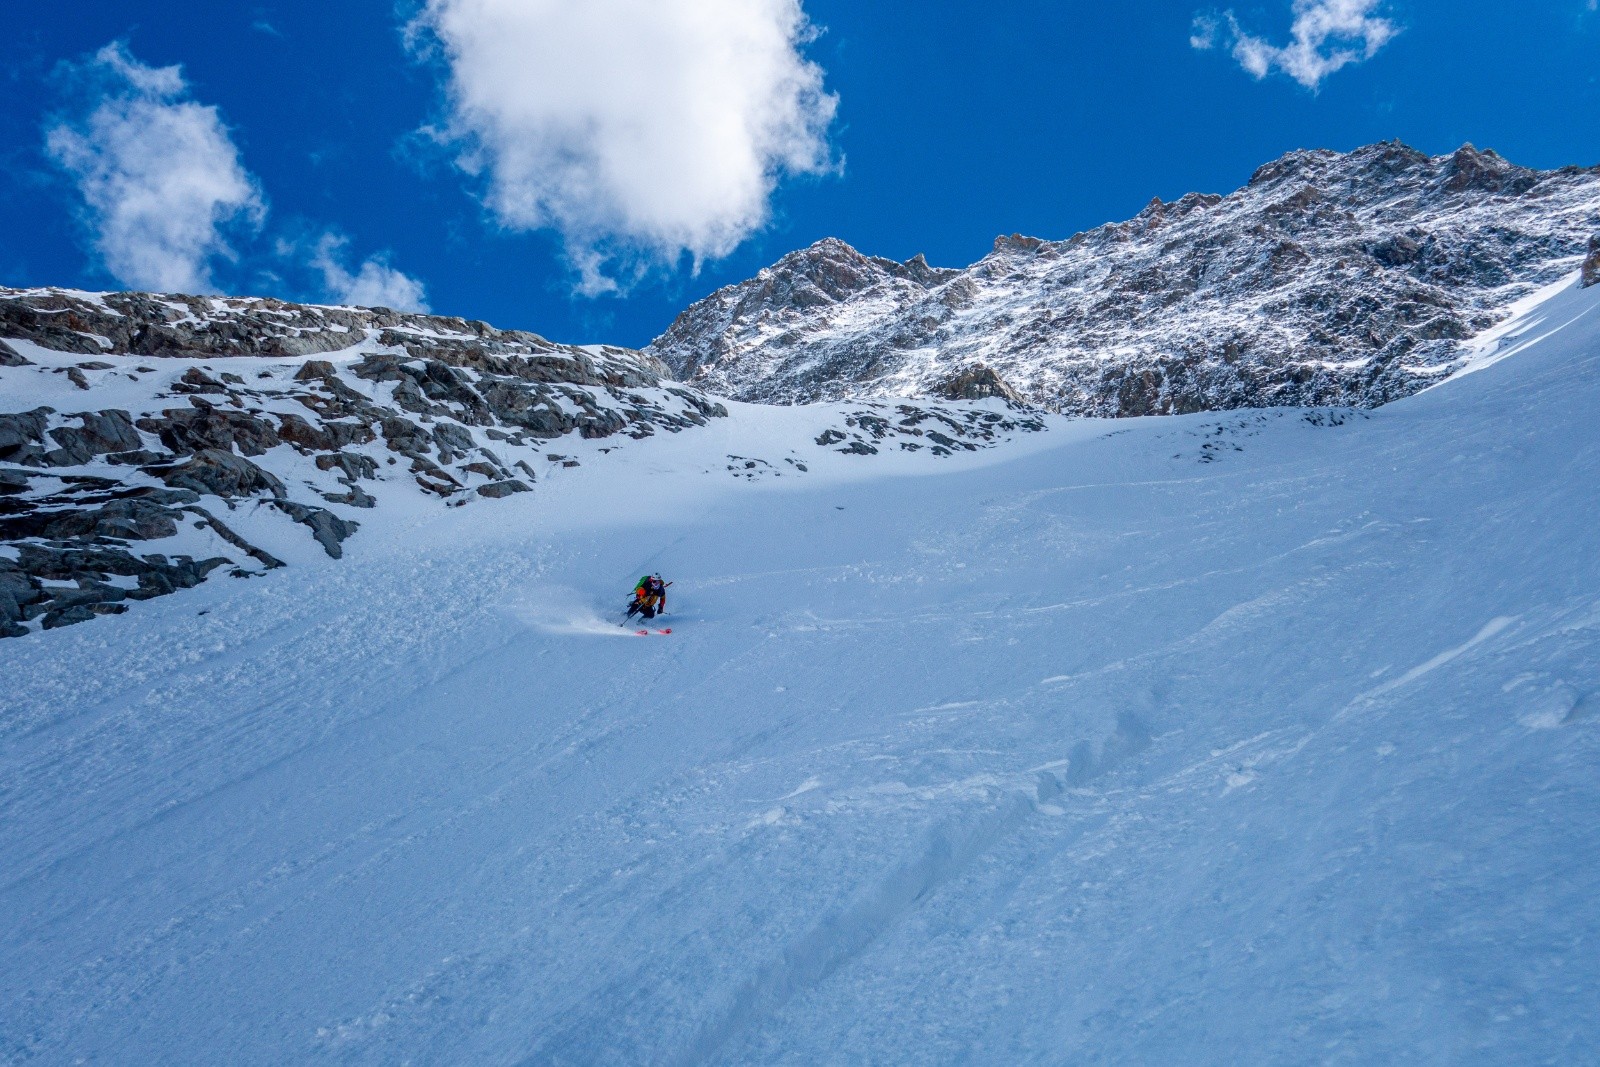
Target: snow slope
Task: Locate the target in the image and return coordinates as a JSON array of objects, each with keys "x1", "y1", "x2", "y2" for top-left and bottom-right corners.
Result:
[{"x1": 3, "y1": 279, "x2": 1599, "y2": 1063}]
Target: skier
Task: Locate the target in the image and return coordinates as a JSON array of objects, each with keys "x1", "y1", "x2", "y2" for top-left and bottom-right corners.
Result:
[{"x1": 626, "y1": 574, "x2": 670, "y2": 622}]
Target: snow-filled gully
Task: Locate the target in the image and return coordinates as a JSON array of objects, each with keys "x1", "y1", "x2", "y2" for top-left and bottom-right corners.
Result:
[{"x1": 2, "y1": 280, "x2": 1599, "y2": 1063}]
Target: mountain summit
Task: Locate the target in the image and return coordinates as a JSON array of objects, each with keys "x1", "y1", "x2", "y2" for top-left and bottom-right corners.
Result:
[{"x1": 649, "y1": 142, "x2": 1600, "y2": 415}]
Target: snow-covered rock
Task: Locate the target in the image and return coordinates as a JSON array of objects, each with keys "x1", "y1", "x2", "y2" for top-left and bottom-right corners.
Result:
[
  {"x1": 649, "y1": 141, "x2": 1600, "y2": 415},
  {"x1": 0, "y1": 288, "x2": 1054, "y2": 637},
  {"x1": 0, "y1": 287, "x2": 727, "y2": 635}
]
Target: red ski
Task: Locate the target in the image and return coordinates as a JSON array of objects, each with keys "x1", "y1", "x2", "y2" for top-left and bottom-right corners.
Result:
[{"x1": 634, "y1": 628, "x2": 672, "y2": 636}]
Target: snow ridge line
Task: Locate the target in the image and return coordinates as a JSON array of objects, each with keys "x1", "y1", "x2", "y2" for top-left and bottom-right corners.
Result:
[{"x1": 1346, "y1": 615, "x2": 1518, "y2": 711}]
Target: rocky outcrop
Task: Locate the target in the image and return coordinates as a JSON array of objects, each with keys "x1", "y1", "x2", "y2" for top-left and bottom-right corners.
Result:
[
  {"x1": 650, "y1": 141, "x2": 1600, "y2": 415},
  {"x1": 0, "y1": 545, "x2": 227, "y2": 636},
  {"x1": 0, "y1": 339, "x2": 33, "y2": 367},
  {"x1": 1583, "y1": 235, "x2": 1600, "y2": 289},
  {"x1": 935, "y1": 364, "x2": 1023, "y2": 403},
  {"x1": 810, "y1": 400, "x2": 1045, "y2": 458},
  {"x1": 0, "y1": 288, "x2": 728, "y2": 637}
]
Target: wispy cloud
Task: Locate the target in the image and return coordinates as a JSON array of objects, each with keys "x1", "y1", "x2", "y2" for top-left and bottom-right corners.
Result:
[
  {"x1": 46, "y1": 42, "x2": 430, "y2": 309},
  {"x1": 1191, "y1": 15, "x2": 1222, "y2": 51},
  {"x1": 1192, "y1": 0, "x2": 1400, "y2": 91},
  {"x1": 309, "y1": 233, "x2": 430, "y2": 311},
  {"x1": 45, "y1": 42, "x2": 266, "y2": 293},
  {"x1": 406, "y1": 0, "x2": 840, "y2": 296}
]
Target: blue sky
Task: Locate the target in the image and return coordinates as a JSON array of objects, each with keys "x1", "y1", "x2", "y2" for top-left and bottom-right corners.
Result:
[{"x1": 2, "y1": 1, "x2": 1597, "y2": 347}]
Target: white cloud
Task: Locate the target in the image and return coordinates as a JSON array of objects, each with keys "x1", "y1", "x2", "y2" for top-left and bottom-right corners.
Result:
[
  {"x1": 1193, "y1": 1, "x2": 1400, "y2": 90},
  {"x1": 310, "y1": 234, "x2": 431, "y2": 311},
  {"x1": 1190, "y1": 14, "x2": 1222, "y2": 50},
  {"x1": 45, "y1": 43, "x2": 266, "y2": 293},
  {"x1": 407, "y1": 0, "x2": 840, "y2": 295}
]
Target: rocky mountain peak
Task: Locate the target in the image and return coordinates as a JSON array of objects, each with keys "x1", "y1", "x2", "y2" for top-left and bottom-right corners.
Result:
[
  {"x1": 649, "y1": 140, "x2": 1600, "y2": 416},
  {"x1": 993, "y1": 233, "x2": 1047, "y2": 255},
  {"x1": 752, "y1": 237, "x2": 904, "y2": 307},
  {"x1": 901, "y1": 252, "x2": 951, "y2": 287},
  {"x1": 1439, "y1": 143, "x2": 1536, "y2": 196},
  {"x1": 766, "y1": 237, "x2": 960, "y2": 292},
  {"x1": 652, "y1": 237, "x2": 960, "y2": 384},
  {"x1": 1247, "y1": 147, "x2": 1341, "y2": 189}
]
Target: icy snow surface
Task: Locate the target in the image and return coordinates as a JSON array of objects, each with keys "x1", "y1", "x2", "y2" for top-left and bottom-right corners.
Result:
[{"x1": 3, "y1": 281, "x2": 1599, "y2": 1062}]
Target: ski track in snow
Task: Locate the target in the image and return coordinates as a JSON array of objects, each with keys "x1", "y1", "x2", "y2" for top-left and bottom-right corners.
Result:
[{"x1": 2, "y1": 280, "x2": 1600, "y2": 1063}]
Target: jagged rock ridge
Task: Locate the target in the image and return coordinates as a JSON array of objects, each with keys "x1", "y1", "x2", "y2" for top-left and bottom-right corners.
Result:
[
  {"x1": 649, "y1": 142, "x2": 1600, "y2": 415},
  {"x1": 0, "y1": 288, "x2": 726, "y2": 636}
]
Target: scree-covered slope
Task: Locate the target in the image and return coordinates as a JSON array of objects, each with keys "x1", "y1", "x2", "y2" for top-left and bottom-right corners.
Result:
[{"x1": 1, "y1": 278, "x2": 1598, "y2": 1063}]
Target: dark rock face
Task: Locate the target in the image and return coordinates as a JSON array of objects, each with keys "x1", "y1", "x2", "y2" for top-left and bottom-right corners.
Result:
[
  {"x1": 0, "y1": 542, "x2": 228, "y2": 637},
  {"x1": 0, "y1": 493, "x2": 193, "y2": 542},
  {"x1": 1583, "y1": 235, "x2": 1600, "y2": 290},
  {"x1": 150, "y1": 449, "x2": 287, "y2": 500},
  {"x1": 650, "y1": 141, "x2": 1600, "y2": 416},
  {"x1": 47, "y1": 410, "x2": 143, "y2": 464},
  {"x1": 0, "y1": 287, "x2": 729, "y2": 637},
  {"x1": 137, "y1": 405, "x2": 282, "y2": 457},
  {"x1": 476, "y1": 479, "x2": 532, "y2": 499},
  {"x1": 273, "y1": 500, "x2": 359, "y2": 558},
  {"x1": 0, "y1": 410, "x2": 52, "y2": 464},
  {"x1": 935, "y1": 364, "x2": 1023, "y2": 403}
]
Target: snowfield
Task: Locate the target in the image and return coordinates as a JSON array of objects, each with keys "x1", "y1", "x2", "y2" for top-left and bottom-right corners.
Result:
[{"x1": 3, "y1": 279, "x2": 1599, "y2": 1063}]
